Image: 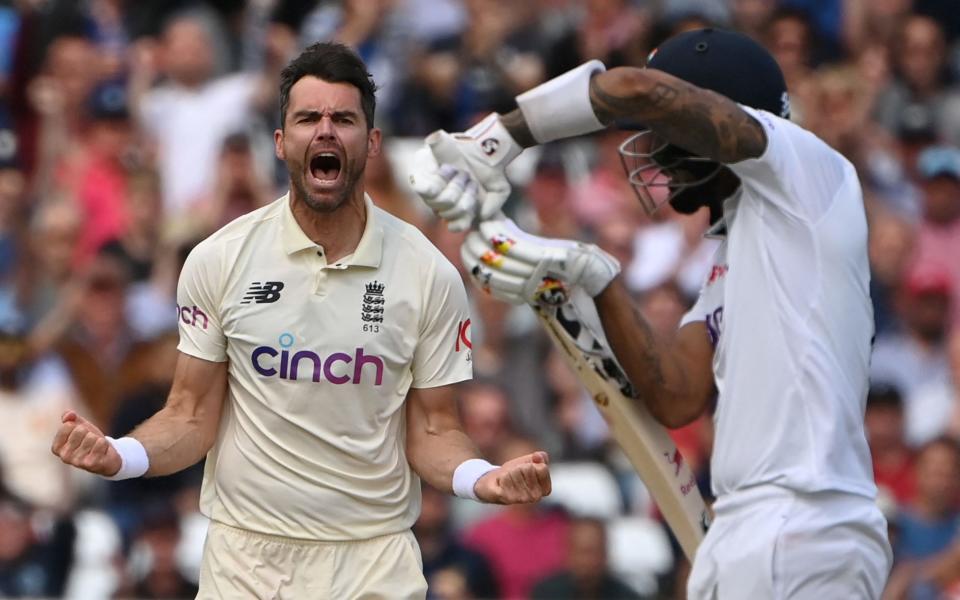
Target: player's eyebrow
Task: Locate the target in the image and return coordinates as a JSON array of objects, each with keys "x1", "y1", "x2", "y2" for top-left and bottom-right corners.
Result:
[{"x1": 291, "y1": 109, "x2": 360, "y2": 121}]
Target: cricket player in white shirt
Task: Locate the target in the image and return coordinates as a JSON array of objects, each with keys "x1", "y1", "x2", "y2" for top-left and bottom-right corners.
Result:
[
  {"x1": 51, "y1": 42, "x2": 551, "y2": 599},
  {"x1": 409, "y1": 29, "x2": 892, "y2": 598}
]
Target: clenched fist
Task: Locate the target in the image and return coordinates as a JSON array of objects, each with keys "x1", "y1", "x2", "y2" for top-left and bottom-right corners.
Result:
[
  {"x1": 51, "y1": 411, "x2": 121, "y2": 477},
  {"x1": 475, "y1": 451, "x2": 552, "y2": 504}
]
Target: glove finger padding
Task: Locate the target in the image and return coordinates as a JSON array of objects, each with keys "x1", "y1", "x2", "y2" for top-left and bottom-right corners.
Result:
[
  {"x1": 462, "y1": 231, "x2": 539, "y2": 278},
  {"x1": 460, "y1": 241, "x2": 530, "y2": 305},
  {"x1": 464, "y1": 217, "x2": 622, "y2": 304},
  {"x1": 408, "y1": 147, "x2": 450, "y2": 197}
]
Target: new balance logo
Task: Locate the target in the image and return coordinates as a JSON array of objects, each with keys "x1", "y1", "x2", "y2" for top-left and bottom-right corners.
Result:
[{"x1": 242, "y1": 281, "x2": 284, "y2": 304}]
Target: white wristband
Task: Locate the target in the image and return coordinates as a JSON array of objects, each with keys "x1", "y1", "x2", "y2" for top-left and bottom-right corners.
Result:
[
  {"x1": 452, "y1": 458, "x2": 499, "y2": 501},
  {"x1": 103, "y1": 436, "x2": 150, "y2": 481},
  {"x1": 516, "y1": 59, "x2": 607, "y2": 143}
]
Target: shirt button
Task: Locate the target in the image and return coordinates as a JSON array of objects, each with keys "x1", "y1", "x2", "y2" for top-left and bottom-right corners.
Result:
[{"x1": 317, "y1": 250, "x2": 323, "y2": 257}]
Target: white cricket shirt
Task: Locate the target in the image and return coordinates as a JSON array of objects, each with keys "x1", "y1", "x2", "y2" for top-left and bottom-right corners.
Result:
[
  {"x1": 681, "y1": 106, "x2": 877, "y2": 499},
  {"x1": 176, "y1": 194, "x2": 473, "y2": 540}
]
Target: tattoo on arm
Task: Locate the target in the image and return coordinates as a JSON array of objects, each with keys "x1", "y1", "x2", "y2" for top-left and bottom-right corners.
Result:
[
  {"x1": 590, "y1": 76, "x2": 678, "y2": 124},
  {"x1": 589, "y1": 69, "x2": 767, "y2": 163}
]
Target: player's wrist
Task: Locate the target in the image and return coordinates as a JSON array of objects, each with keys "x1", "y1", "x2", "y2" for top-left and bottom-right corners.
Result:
[
  {"x1": 103, "y1": 436, "x2": 150, "y2": 480},
  {"x1": 463, "y1": 113, "x2": 523, "y2": 168},
  {"x1": 579, "y1": 245, "x2": 621, "y2": 297},
  {"x1": 515, "y1": 60, "x2": 607, "y2": 144},
  {"x1": 452, "y1": 458, "x2": 499, "y2": 502}
]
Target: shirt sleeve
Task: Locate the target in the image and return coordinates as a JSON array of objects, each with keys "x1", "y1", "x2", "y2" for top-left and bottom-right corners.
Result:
[
  {"x1": 176, "y1": 240, "x2": 228, "y2": 362},
  {"x1": 411, "y1": 255, "x2": 473, "y2": 388},
  {"x1": 727, "y1": 105, "x2": 848, "y2": 223}
]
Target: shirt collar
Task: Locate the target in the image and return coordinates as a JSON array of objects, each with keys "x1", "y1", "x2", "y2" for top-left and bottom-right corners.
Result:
[{"x1": 280, "y1": 193, "x2": 383, "y2": 268}]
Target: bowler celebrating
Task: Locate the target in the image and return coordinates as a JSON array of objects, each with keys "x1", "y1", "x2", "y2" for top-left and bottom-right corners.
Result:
[{"x1": 52, "y1": 42, "x2": 550, "y2": 599}]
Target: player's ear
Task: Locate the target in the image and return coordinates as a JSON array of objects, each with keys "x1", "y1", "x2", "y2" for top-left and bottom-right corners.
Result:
[
  {"x1": 274, "y1": 128, "x2": 285, "y2": 161},
  {"x1": 367, "y1": 127, "x2": 382, "y2": 158}
]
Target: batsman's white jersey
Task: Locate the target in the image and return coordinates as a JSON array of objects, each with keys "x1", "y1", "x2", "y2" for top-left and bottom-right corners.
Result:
[
  {"x1": 681, "y1": 106, "x2": 877, "y2": 500},
  {"x1": 177, "y1": 194, "x2": 473, "y2": 541}
]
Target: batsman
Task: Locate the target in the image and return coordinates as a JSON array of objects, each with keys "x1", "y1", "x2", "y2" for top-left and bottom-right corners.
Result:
[{"x1": 411, "y1": 29, "x2": 892, "y2": 599}]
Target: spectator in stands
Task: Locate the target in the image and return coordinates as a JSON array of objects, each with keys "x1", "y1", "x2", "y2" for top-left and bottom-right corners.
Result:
[
  {"x1": 868, "y1": 212, "x2": 916, "y2": 336},
  {"x1": 131, "y1": 9, "x2": 281, "y2": 227},
  {"x1": 545, "y1": 349, "x2": 609, "y2": 462},
  {"x1": 70, "y1": 80, "x2": 135, "y2": 266},
  {"x1": 912, "y1": 145, "x2": 960, "y2": 328},
  {"x1": 545, "y1": 0, "x2": 650, "y2": 79},
  {"x1": 462, "y1": 438, "x2": 570, "y2": 599},
  {"x1": 52, "y1": 252, "x2": 166, "y2": 429},
  {"x1": 865, "y1": 383, "x2": 916, "y2": 505},
  {"x1": 401, "y1": 0, "x2": 546, "y2": 134},
  {"x1": 414, "y1": 483, "x2": 498, "y2": 600},
  {"x1": 274, "y1": 0, "x2": 413, "y2": 130},
  {"x1": 459, "y1": 380, "x2": 521, "y2": 460},
  {"x1": 530, "y1": 516, "x2": 644, "y2": 600},
  {"x1": 25, "y1": 34, "x2": 99, "y2": 196},
  {"x1": 0, "y1": 305, "x2": 89, "y2": 511},
  {"x1": 763, "y1": 8, "x2": 817, "y2": 125},
  {"x1": 192, "y1": 132, "x2": 273, "y2": 238},
  {"x1": 121, "y1": 502, "x2": 198, "y2": 600},
  {"x1": 888, "y1": 437, "x2": 960, "y2": 600},
  {"x1": 874, "y1": 15, "x2": 960, "y2": 147},
  {"x1": 906, "y1": 330, "x2": 960, "y2": 448},
  {"x1": 729, "y1": 0, "x2": 777, "y2": 42},
  {"x1": 0, "y1": 487, "x2": 75, "y2": 598},
  {"x1": 871, "y1": 264, "x2": 951, "y2": 403}
]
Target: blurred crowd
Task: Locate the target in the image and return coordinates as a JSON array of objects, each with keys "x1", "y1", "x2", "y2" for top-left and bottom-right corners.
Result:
[{"x1": 0, "y1": 0, "x2": 959, "y2": 598}]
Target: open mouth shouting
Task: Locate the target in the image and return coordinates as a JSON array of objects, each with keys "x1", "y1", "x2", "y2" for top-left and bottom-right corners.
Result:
[{"x1": 308, "y1": 150, "x2": 344, "y2": 189}]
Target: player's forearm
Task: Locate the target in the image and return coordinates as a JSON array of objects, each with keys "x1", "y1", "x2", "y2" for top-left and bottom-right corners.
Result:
[
  {"x1": 129, "y1": 395, "x2": 220, "y2": 477},
  {"x1": 501, "y1": 67, "x2": 765, "y2": 163},
  {"x1": 406, "y1": 426, "x2": 482, "y2": 493},
  {"x1": 595, "y1": 279, "x2": 707, "y2": 428}
]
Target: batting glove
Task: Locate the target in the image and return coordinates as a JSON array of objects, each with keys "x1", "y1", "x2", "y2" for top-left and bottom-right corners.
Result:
[
  {"x1": 408, "y1": 114, "x2": 523, "y2": 231},
  {"x1": 461, "y1": 217, "x2": 620, "y2": 305}
]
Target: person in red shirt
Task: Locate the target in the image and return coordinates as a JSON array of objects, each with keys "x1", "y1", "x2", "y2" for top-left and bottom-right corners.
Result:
[
  {"x1": 462, "y1": 438, "x2": 570, "y2": 599},
  {"x1": 866, "y1": 383, "x2": 917, "y2": 505}
]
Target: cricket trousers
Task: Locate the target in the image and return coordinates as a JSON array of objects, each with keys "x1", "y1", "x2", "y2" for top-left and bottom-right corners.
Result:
[
  {"x1": 196, "y1": 521, "x2": 427, "y2": 599},
  {"x1": 688, "y1": 485, "x2": 892, "y2": 599}
]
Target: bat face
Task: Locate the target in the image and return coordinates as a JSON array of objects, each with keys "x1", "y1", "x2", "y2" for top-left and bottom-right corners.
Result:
[{"x1": 534, "y1": 290, "x2": 710, "y2": 561}]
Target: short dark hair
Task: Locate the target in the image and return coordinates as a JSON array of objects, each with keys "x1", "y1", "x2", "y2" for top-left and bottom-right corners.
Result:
[
  {"x1": 866, "y1": 383, "x2": 903, "y2": 411},
  {"x1": 278, "y1": 42, "x2": 377, "y2": 129}
]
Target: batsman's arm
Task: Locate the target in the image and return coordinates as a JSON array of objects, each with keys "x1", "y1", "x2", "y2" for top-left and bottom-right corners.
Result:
[
  {"x1": 500, "y1": 67, "x2": 766, "y2": 164},
  {"x1": 594, "y1": 278, "x2": 716, "y2": 428},
  {"x1": 52, "y1": 353, "x2": 227, "y2": 477}
]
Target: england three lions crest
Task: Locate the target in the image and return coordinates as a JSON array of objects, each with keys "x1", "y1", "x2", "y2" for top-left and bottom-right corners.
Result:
[{"x1": 362, "y1": 280, "x2": 385, "y2": 324}]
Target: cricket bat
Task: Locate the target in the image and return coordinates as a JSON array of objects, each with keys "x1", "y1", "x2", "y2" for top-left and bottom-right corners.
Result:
[{"x1": 532, "y1": 287, "x2": 710, "y2": 561}]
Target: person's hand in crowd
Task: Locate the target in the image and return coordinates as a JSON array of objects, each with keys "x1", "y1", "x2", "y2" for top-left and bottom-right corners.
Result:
[
  {"x1": 26, "y1": 76, "x2": 66, "y2": 118},
  {"x1": 129, "y1": 38, "x2": 160, "y2": 80},
  {"x1": 50, "y1": 410, "x2": 122, "y2": 477},
  {"x1": 338, "y1": 0, "x2": 388, "y2": 47}
]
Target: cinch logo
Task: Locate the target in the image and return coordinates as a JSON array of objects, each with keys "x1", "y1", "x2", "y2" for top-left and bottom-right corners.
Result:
[
  {"x1": 251, "y1": 333, "x2": 384, "y2": 386},
  {"x1": 177, "y1": 304, "x2": 209, "y2": 329}
]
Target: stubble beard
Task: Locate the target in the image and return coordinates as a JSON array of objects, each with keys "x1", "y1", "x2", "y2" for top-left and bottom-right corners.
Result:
[{"x1": 290, "y1": 156, "x2": 366, "y2": 214}]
